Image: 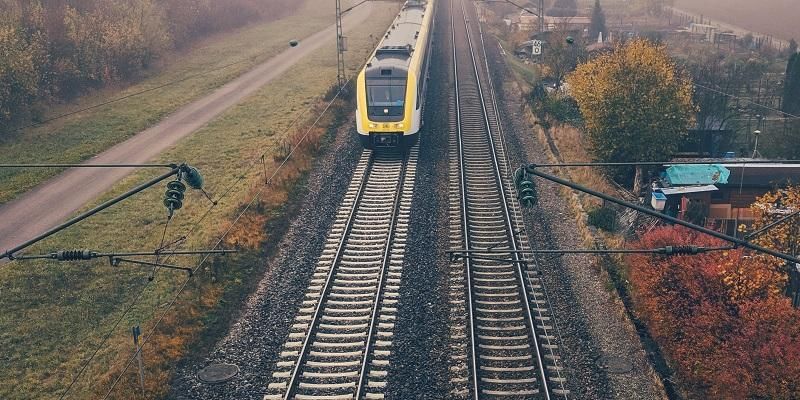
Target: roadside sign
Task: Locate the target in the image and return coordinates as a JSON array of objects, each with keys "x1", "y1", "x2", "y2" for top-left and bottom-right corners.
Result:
[{"x1": 531, "y1": 40, "x2": 542, "y2": 55}]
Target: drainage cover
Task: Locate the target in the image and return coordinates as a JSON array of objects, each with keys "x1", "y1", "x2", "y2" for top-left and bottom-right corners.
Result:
[
  {"x1": 595, "y1": 355, "x2": 634, "y2": 374},
  {"x1": 198, "y1": 363, "x2": 239, "y2": 384}
]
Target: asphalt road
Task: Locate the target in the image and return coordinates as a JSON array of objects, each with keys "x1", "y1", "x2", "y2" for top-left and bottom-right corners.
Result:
[{"x1": 0, "y1": 4, "x2": 374, "y2": 258}]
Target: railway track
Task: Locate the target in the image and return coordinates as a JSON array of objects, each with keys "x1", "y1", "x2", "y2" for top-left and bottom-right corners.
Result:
[
  {"x1": 447, "y1": 0, "x2": 569, "y2": 398},
  {"x1": 265, "y1": 147, "x2": 417, "y2": 399}
]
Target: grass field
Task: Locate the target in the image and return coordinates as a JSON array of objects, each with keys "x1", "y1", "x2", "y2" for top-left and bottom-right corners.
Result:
[
  {"x1": 0, "y1": 2, "x2": 399, "y2": 398},
  {"x1": 503, "y1": 49, "x2": 541, "y2": 91},
  {"x1": 674, "y1": 0, "x2": 800, "y2": 42},
  {"x1": 0, "y1": 0, "x2": 367, "y2": 205}
]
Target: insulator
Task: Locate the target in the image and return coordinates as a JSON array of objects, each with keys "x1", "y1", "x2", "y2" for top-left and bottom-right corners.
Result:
[
  {"x1": 183, "y1": 166, "x2": 204, "y2": 190},
  {"x1": 663, "y1": 246, "x2": 701, "y2": 255},
  {"x1": 167, "y1": 181, "x2": 186, "y2": 192},
  {"x1": 164, "y1": 180, "x2": 187, "y2": 215},
  {"x1": 516, "y1": 168, "x2": 537, "y2": 207},
  {"x1": 54, "y1": 249, "x2": 94, "y2": 261},
  {"x1": 519, "y1": 187, "x2": 537, "y2": 207}
]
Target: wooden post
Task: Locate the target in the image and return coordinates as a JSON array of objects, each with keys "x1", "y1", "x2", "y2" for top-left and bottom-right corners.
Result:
[{"x1": 132, "y1": 326, "x2": 145, "y2": 396}]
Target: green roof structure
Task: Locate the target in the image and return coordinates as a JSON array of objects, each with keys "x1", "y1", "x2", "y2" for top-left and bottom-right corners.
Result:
[{"x1": 664, "y1": 164, "x2": 730, "y2": 186}]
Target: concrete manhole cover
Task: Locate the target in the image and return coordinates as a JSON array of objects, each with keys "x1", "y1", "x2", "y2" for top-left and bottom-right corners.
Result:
[
  {"x1": 595, "y1": 355, "x2": 634, "y2": 374},
  {"x1": 198, "y1": 363, "x2": 239, "y2": 384}
]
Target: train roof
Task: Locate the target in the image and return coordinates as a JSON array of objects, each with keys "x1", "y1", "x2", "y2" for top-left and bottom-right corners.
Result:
[{"x1": 368, "y1": 1, "x2": 429, "y2": 70}]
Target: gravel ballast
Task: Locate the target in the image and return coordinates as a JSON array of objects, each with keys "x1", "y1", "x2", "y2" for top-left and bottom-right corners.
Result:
[
  {"x1": 478, "y1": 25, "x2": 668, "y2": 400},
  {"x1": 169, "y1": 1, "x2": 669, "y2": 398},
  {"x1": 169, "y1": 118, "x2": 363, "y2": 399}
]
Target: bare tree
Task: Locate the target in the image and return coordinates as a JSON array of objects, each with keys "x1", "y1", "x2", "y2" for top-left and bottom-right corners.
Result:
[{"x1": 543, "y1": 20, "x2": 585, "y2": 88}]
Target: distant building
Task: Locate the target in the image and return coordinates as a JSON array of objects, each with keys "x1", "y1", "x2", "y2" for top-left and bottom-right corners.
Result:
[
  {"x1": 690, "y1": 23, "x2": 718, "y2": 42},
  {"x1": 652, "y1": 162, "x2": 800, "y2": 237},
  {"x1": 511, "y1": 12, "x2": 591, "y2": 33}
]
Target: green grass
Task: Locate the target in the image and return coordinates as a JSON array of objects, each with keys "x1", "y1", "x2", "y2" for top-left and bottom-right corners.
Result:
[
  {"x1": 497, "y1": 39, "x2": 540, "y2": 90},
  {"x1": 0, "y1": 0, "x2": 366, "y2": 205},
  {"x1": 0, "y1": 2, "x2": 399, "y2": 398}
]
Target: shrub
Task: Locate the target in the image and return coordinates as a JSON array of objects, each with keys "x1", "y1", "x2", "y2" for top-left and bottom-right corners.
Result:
[
  {"x1": 587, "y1": 206, "x2": 616, "y2": 231},
  {"x1": 529, "y1": 89, "x2": 581, "y2": 128},
  {"x1": 627, "y1": 226, "x2": 800, "y2": 399}
]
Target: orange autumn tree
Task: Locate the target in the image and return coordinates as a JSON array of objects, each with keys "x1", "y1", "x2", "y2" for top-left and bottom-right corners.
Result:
[
  {"x1": 749, "y1": 185, "x2": 800, "y2": 259},
  {"x1": 627, "y1": 226, "x2": 800, "y2": 399}
]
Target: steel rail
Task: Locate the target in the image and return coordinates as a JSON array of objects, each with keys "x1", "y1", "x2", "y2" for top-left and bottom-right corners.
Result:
[
  {"x1": 455, "y1": 0, "x2": 551, "y2": 397},
  {"x1": 458, "y1": 2, "x2": 550, "y2": 398},
  {"x1": 450, "y1": 1, "x2": 480, "y2": 397},
  {"x1": 471, "y1": 5, "x2": 570, "y2": 397},
  {"x1": 355, "y1": 151, "x2": 409, "y2": 399},
  {"x1": 283, "y1": 154, "x2": 376, "y2": 399}
]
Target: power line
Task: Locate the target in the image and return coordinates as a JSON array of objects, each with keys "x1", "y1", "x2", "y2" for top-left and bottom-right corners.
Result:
[
  {"x1": 101, "y1": 81, "x2": 352, "y2": 399},
  {"x1": 524, "y1": 164, "x2": 800, "y2": 265},
  {"x1": 90, "y1": 50, "x2": 367, "y2": 397},
  {"x1": 0, "y1": 163, "x2": 175, "y2": 168},
  {"x1": 532, "y1": 159, "x2": 800, "y2": 168},
  {"x1": 58, "y1": 278, "x2": 154, "y2": 400},
  {"x1": 54, "y1": 83, "x2": 342, "y2": 399},
  {"x1": 65, "y1": 3, "x2": 383, "y2": 394},
  {"x1": 447, "y1": 246, "x2": 734, "y2": 257},
  {"x1": 693, "y1": 82, "x2": 800, "y2": 120}
]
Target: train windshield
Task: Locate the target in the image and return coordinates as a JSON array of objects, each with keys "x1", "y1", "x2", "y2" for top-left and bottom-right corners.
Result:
[
  {"x1": 366, "y1": 77, "x2": 406, "y2": 120},
  {"x1": 367, "y1": 85, "x2": 406, "y2": 107}
]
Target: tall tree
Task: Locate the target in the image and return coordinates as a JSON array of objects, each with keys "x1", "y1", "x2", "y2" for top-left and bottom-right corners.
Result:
[
  {"x1": 566, "y1": 39, "x2": 695, "y2": 194},
  {"x1": 588, "y1": 0, "x2": 606, "y2": 41},
  {"x1": 544, "y1": 21, "x2": 584, "y2": 89},
  {"x1": 788, "y1": 38, "x2": 798, "y2": 56},
  {"x1": 784, "y1": 52, "x2": 800, "y2": 116}
]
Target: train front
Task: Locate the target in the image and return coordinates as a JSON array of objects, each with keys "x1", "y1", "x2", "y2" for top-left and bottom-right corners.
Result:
[{"x1": 356, "y1": 60, "x2": 417, "y2": 149}]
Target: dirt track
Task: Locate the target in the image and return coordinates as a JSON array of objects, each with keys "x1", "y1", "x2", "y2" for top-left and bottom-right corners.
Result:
[{"x1": 0, "y1": 4, "x2": 374, "y2": 257}]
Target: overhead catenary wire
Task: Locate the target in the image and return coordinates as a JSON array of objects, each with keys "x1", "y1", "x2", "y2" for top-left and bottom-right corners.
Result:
[
  {"x1": 53, "y1": 85, "x2": 336, "y2": 398},
  {"x1": 447, "y1": 245, "x2": 735, "y2": 256},
  {"x1": 526, "y1": 165, "x2": 800, "y2": 265},
  {"x1": 530, "y1": 159, "x2": 800, "y2": 168},
  {"x1": 0, "y1": 163, "x2": 176, "y2": 168}
]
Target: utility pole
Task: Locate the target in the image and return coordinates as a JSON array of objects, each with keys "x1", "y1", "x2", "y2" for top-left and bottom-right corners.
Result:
[
  {"x1": 133, "y1": 326, "x2": 145, "y2": 395},
  {"x1": 539, "y1": 0, "x2": 544, "y2": 35},
  {"x1": 336, "y1": 0, "x2": 347, "y2": 88}
]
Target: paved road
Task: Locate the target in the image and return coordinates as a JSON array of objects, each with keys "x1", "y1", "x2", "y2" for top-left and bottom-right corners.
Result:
[{"x1": 0, "y1": 3, "x2": 375, "y2": 258}]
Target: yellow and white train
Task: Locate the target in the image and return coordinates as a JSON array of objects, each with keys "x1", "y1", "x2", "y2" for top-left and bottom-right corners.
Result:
[{"x1": 356, "y1": 0, "x2": 436, "y2": 148}]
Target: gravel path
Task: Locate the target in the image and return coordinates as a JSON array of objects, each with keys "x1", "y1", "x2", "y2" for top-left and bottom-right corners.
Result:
[
  {"x1": 480, "y1": 28, "x2": 669, "y2": 400},
  {"x1": 0, "y1": 4, "x2": 375, "y2": 259}
]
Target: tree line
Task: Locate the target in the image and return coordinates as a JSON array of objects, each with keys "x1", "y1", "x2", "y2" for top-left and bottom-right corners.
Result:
[{"x1": 0, "y1": 0, "x2": 298, "y2": 132}]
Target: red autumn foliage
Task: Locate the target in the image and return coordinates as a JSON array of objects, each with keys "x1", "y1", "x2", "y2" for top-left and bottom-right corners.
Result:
[{"x1": 627, "y1": 226, "x2": 800, "y2": 399}]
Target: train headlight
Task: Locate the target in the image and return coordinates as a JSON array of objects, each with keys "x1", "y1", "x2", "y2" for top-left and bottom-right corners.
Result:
[
  {"x1": 368, "y1": 123, "x2": 378, "y2": 129},
  {"x1": 394, "y1": 123, "x2": 405, "y2": 129}
]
